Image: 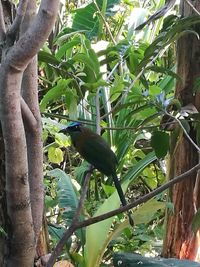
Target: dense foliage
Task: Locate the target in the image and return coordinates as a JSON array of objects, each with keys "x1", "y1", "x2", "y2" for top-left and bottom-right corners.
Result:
[{"x1": 39, "y1": 0, "x2": 200, "y2": 266}]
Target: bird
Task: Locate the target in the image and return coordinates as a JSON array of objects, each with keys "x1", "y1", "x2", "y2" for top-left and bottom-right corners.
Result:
[{"x1": 60, "y1": 122, "x2": 134, "y2": 226}]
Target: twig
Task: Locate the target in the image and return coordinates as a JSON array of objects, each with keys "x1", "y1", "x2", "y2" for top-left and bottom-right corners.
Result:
[
  {"x1": 184, "y1": 0, "x2": 200, "y2": 16},
  {"x1": 96, "y1": 88, "x2": 101, "y2": 135},
  {"x1": 93, "y1": 0, "x2": 116, "y2": 45},
  {"x1": 46, "y1": 162, "x2": 200, "y2": 267},
  {"x1": 42, "y1": 112, "x2": 190, "y2": 131},
  {"x1": 164, "y1": 110, "x2": 200, "y2": 153}
]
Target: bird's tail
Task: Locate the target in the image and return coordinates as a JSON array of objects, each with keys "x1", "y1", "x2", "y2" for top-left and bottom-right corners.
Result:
[{"x1": 112, "y1": 173, "x2": 134, "y2": 226}]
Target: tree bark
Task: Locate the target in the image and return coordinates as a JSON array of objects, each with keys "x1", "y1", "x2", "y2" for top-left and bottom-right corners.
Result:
[
  {"x1": 21, "y1": 0, "x2": 44, "y2": 242},
  {"x1": 162, "y1": 1, "x2": 200, "y2": 261},
  {"x1": 0, "y1": 0, "x2": 60, "y2": 266}
]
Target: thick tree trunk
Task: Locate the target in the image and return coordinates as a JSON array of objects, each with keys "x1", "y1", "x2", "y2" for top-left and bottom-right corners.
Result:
[
  {"x1": 162, "y1": 1, "x2": 200, "y2": 260},
  {"x1": 0, "y1": 1, "x2": 60, "y2": 265}
]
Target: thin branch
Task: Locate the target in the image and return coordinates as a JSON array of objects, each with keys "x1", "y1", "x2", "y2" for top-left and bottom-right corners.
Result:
[
  {"x1": 184, "y1": 0, "x2": 200, "y2": 15},
  {"x1": 93, "y1": 0, "x2": 116, "y2": 45},
  {"x1": 0, "y1": 0, "x2": 6, "y2": 42},
  {"x1": 96, "y1": 88, "x2": 101, "y2": 135},
  {"x1": 47, "y1": 162, "x2": 200, "y2": 267},
  {"x1": 42, "y1": 112, "x2": 187, "y2": 132},
  {"x1": 6, "y1": 0, "x2": 29, "y2": 46},
  {"x1": 164, "y1": 110, "x2": 200, "y2": 153},
  {"x1": 77, "y1": 163, "x2": 200, "y2": 226},
  {"x1": 73, "y1": 167, "x2": 92, "y2": 220},
  {"x1": 21, "y1": 97, "x2": 37, "y2": 130}
]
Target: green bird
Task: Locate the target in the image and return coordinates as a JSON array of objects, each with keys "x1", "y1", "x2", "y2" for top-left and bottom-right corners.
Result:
[{"x1": 60, "y1": 122, "x2": 133, "y2": 226}]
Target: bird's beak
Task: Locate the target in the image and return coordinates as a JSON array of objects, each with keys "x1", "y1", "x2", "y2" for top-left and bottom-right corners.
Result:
[{"x1": 59, "y1": 127, "x2": 69, "y2": 134}]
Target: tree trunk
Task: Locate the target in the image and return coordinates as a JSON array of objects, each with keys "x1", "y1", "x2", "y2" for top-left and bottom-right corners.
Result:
[
  {"x1": 162, "y1": 1, "x2": 200, "y2": 261},
  {"x1": 0, "y1": 1, "x2": 60, "y2": 265}
]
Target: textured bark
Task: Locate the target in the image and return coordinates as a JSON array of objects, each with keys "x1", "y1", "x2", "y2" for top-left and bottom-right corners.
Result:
[
  {"x1": 162, "y1": 1, "x2": 200, "y2": 260},
  {"x1": 0, "y1": 0, "x2": 60, "y2": 266},
  {"x1": 0, "y1": 127, "x2": 6, "y2": 267},
  {"x1": 0, "y1": 67, "x2": 35, "y2": 267},
  {"x1": 21, "y1": 0, "x2": 44, "y2": 242}
]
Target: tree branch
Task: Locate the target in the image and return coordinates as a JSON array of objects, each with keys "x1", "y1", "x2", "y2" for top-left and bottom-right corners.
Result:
[
  {"x1": 47, "y1": 162, "x2": 200, "y2": 267},
  {"x1": 0, "y1": 0, "x2": 6, "y2": 42},
  {"x1": 184, "y1": 0, "x2": 200, "y2": 15},
  {"x1": 21, "y1": 97, "x2": 37, "y2": 130},
  {"x1": 7, "y1": 0, "x2": 60, "y2": 71},
  {"x1": 6, "y1": 0, "x2": 29, "y2": 46}
]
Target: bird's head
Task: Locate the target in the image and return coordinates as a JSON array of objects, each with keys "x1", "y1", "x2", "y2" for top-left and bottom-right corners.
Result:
[{"x1": 59, "y1": 122, "x2": 83, "y2": 136}]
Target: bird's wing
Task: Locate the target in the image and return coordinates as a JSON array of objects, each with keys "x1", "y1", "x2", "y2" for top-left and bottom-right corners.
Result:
[{"x1": 79, "y1": 134, "x2": 117, "y2": 176}]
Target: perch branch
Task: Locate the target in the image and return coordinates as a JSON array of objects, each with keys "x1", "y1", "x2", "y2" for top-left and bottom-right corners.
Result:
[{"x1": 47, "y1": 162, "x2": 200, "y2": 267}]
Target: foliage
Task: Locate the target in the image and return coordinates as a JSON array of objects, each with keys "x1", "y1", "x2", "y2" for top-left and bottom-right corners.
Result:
[{"x1": 40, "y1": 0, "x2": 200, "y2": 266}]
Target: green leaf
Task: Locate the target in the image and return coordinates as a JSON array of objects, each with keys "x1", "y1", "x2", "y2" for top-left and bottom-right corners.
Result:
[
  {"x1": 40, "y1": 79, "x2": 72, "y2": 112},
  {"x1": 65, "y1": 88, "x2": 78, "y2": 120},
  {"x1": 123, "y1": 151, "x2": 157, "y2": 182},
  {"x1": 134, "y1": 198, "x2": 165, "y2": 225},
  {"x1": 38, "y1": 51, "x2": 60, "y2": 65},
  {"x1": 55, "y1": 133, "x2": 70, "y2": 147},
  {"x1": 146, "y1": 66, "x2": 181, "y2": 81},
  {"x1": 151, "y1": 131, "x2": 169, "y2": 159},
  {"x1": 48, "y1": 147, "x2": 63, "y2": 164},
  {"x1": 180, "y1": 119, "x2": 190, "y2": 133},
  {"x1": 84, "y1": 152, "x2": 156, "y2": 267},
  {"x1": 72, "y1": 53, "x2": 99, "y2": 80},
  {"x1": 0, "y1": 226, "x2": 7, "y2": 237},
  {"x1": 72, "y1": 0, "x2": 120, "y2": 39},
  {"x1": 48, "y1": 169, "x2": 78, "y2": 222},
  {"x1": 55, "y1": 37, "x2": 81, "y2": 59},
  {"x1": 192, "y1": 209, "x2": 200, "y2": 234}
]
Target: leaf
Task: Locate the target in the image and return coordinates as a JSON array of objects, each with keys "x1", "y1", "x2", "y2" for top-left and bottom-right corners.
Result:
[
  {"x1": 65, "y1": 88, "x2": 78, "y2": 120},
  {"x1": 72, "y1": 53, "x2": 99, "y2": 80},
  {"x1": 123, "y1": 151, "x2": 157, "y2": 182},
  {"x1": 48, "y1": 169, "x2": 78, "y2": 222},
  {"x1": 151, "y1": 131, "x2": 169, "y2": 159},
  {"x1": 84, "y1": 152, "x2": 156, "y2": 267},
  {"x1": 133, "y1": 198, "x2": 165, "y2": 225},
  {"x1": 38, "y1": 51, "x2": 60, "y2": 65},
  {"x1": 146, "y1": 66, "x2": 181, "y2": 81},
  {"x1": 48, "y1": 147, "x2": 63, "y2": 164},
  {"x1": 55, "y1": 37, "x2": 81, "y2": 59},
  {"x1": 72, "y1": 0, "x2": 121, "y2": 39},
  {"x1": 40, "y1": 79, "x2": 72, "y2": 112},
  {"x1": 180, "y1": 119, "x2": 190, "y2": 133},
  {"x1": 192, "y1": 209, "x2": 200, "y2": 234}
]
